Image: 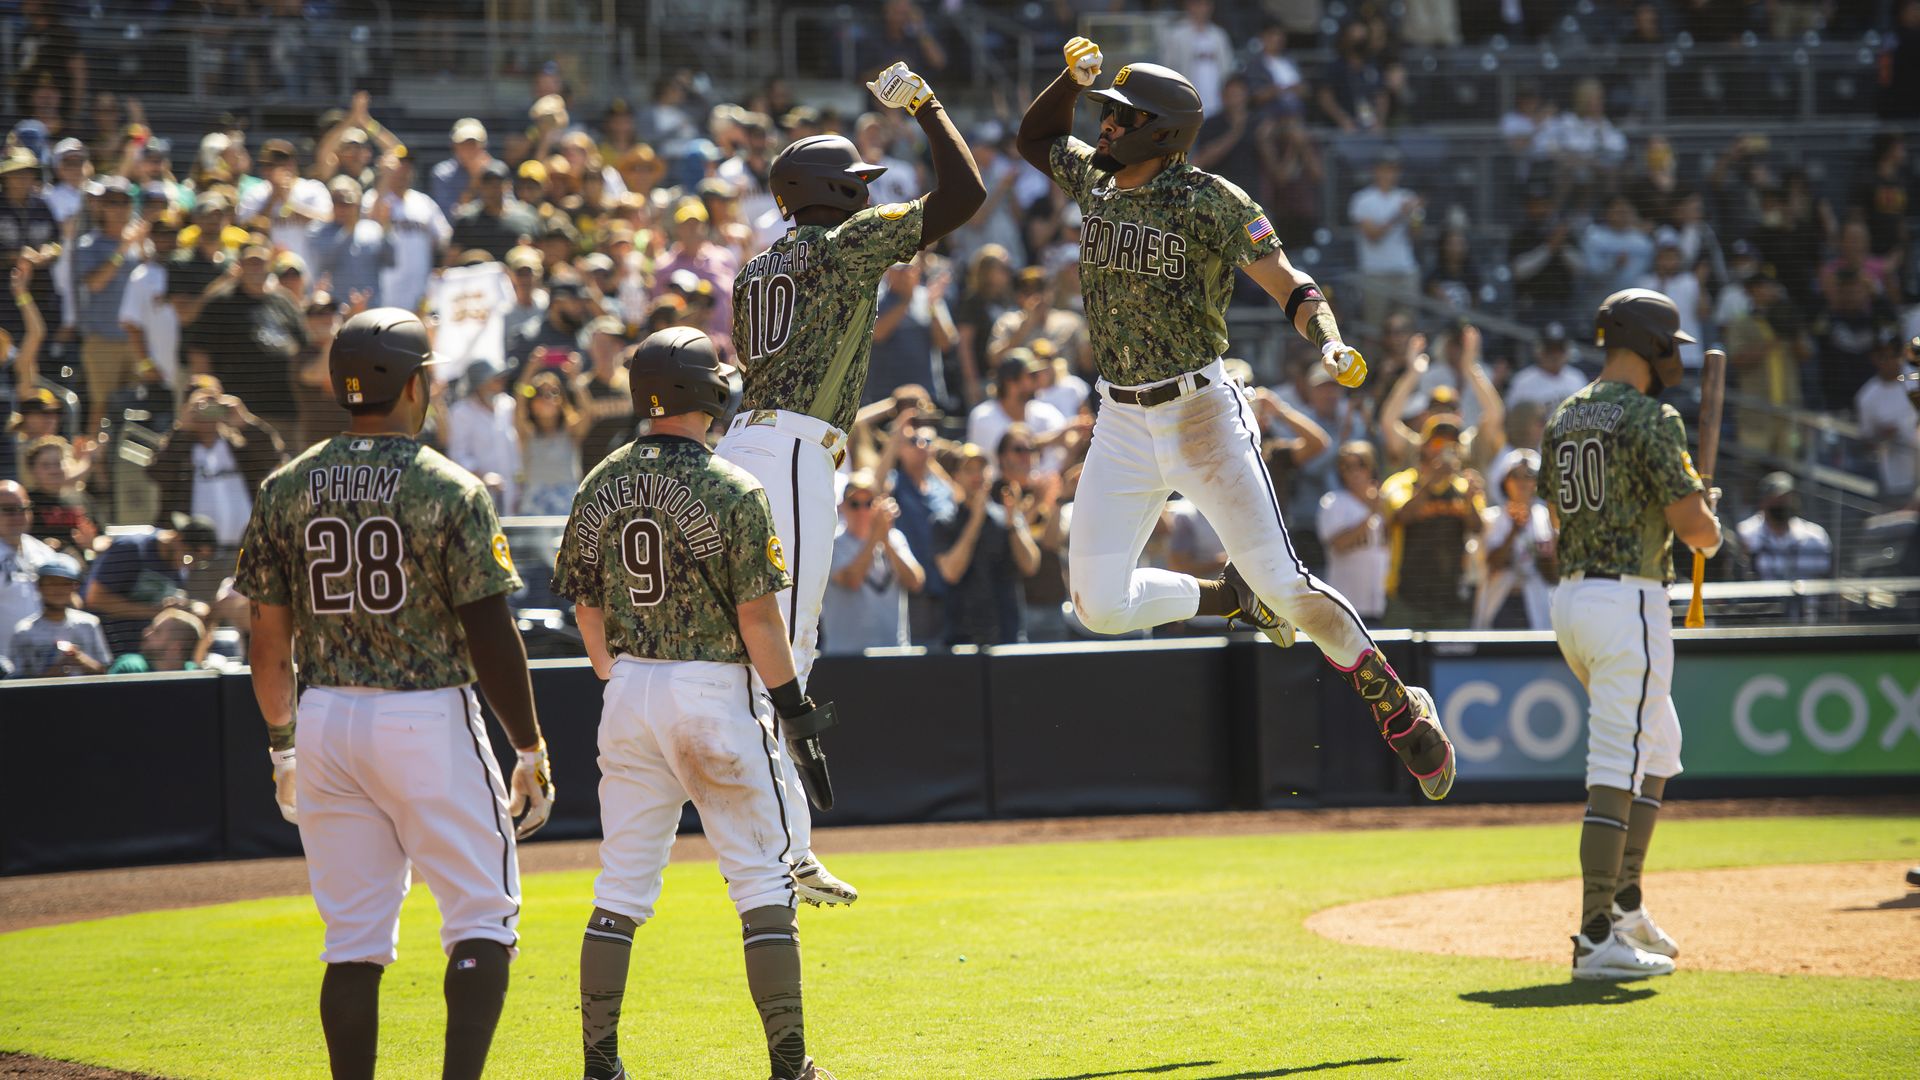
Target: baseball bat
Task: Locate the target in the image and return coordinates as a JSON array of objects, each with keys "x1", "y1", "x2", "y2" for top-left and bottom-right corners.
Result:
[{"x1": 1686, "y1": 347, "x2": 1727, "y2": 629}]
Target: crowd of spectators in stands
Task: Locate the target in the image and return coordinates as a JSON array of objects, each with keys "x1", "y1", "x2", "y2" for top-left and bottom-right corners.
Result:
[{"x1": 1, "y1": 0, "x2": 1917, "y2": 675}]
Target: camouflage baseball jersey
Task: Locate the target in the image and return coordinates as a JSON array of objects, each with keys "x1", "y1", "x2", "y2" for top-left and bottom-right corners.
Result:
[
  {"x1": 234, "y1": 434, "x2": 522, "y2": 689},
  {"x1": 550, "y1": 435, "x2": 792, "y2": 665},
  {"x1": 1048, "y1": 136, "x2": 1282, "y2": 386},
  {"x1": 735, "y1": 199, "x2": 926, "y2": 433},
  {"x1": 1542, "y1": 380, "x2": 1703, "y2": 582}
]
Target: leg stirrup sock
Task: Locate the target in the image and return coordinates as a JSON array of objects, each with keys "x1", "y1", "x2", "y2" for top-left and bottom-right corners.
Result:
[
  {"x1": 1344, "y1": 650, "x2": 1445, "y2": 776},
  {"x1": 582, "y1": 908, "x2": 637, "y2": 1080}
]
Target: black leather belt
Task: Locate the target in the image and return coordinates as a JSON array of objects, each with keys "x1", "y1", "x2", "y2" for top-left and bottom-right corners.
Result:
[
  {"x1": 1585, "y1": 572, "x2": 1620, "y2": 581},
  {"x1": 1106, "y1": 373, "x2": 1210, "y2": 408}
]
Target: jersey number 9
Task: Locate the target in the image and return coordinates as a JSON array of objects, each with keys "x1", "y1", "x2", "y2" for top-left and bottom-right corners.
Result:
[
  {"x1": 621, "y1": 517, "x2": 667, "y2": 607},
  {"x1": 740, "y1": 273, "x2": 796, "y2": 362},
  {"x1": 1554, "y1": 438, "x2": 1608, "y2": 515},
  {"x1": 307, "y1": 517, "x2": 408, "y2": 614}
]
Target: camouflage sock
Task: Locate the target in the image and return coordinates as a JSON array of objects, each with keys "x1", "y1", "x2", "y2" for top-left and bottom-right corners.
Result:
[
  {"x1": 1580, "y1": 787, "x2": 1634, "y2": 942},
  {"x1": 319, "y1": 961, "x2": 383, "y2": 1080},
  {"x1": 1614, "y1": 776, "x2": 1668, "y2": 912},
  {"x1": 742, "y1": 905, "x2": 806, "y2": 1080},
  {"x1": 580, "y1": 908, "x2": 637, "y2": 1080},
  {"x1": 1339, "y1": 650, "x2": 1445, "y2": 774},
  {"x1": 442, "y1": 939, "x2": 511, "y2": 1080}
]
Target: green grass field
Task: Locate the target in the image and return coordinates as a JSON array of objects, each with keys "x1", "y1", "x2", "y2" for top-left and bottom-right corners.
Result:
[{"x1": 3, "y1": 815, "x2": 1918, "y2": 1078}]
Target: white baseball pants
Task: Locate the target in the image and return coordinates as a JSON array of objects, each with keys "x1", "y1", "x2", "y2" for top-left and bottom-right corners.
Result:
[
  {"x1": 1550, "y1": 575, "x2": 1684, "y2": 795},
  {"x1": 294, "y1": 685, "x2": 521, "y2": 966},
  {"x1": 592, "y1": 657, "x2": 798, "y2": 922},
  {"x1": 1068, "y1": 359, "x2": 1375, "y2": 667},
  {"x1": 715, "y1": 412, "x2": 841, "y2": 854}
]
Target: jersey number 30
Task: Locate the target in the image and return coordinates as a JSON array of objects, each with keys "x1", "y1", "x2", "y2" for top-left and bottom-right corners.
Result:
[
  {"x1": 307, "y1": 517, "x2": 408, "y2": 614},
  {"x1": 1554, "y1": 438, "x2": 1607, "y2": 514},
  {"x1": 740, "y1": 273, "x2": 796, "y2": 362}
]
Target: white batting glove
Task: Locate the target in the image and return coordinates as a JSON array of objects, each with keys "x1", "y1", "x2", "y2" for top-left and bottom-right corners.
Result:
[
  {"x1": 1322, "y1": 341, "x2": 1369, "y2": 389},
  {"x1": 508, "y1": 739, "x2": 555, "y2": 840},
  {"x1": 866, "y1": 61, "x2": 935, "y2": 115},
  {"x1": 270, "y1": 748, "x2": 298, "y2": 824},
  {"x1": 1064, "y1": 36, "x2": 1103, "y2": 86}
]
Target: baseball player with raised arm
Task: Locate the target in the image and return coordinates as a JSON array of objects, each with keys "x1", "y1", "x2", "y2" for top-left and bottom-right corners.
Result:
[
  {"x1": 1542, "y1": 289, "x2": 1723, "y2": 980},
  {"x1": 237, "y1": 308, "x2": 555, "y2": 1080},
  {"x1": 556, "y1": 327, "x2": 841, "y2": 1080},
  {"x1": 717, "y1": 60, "x2": 984, "y2": 904},
  {"x1": 1013, "y1": 38, "x2": 1455, "y2": 797}
]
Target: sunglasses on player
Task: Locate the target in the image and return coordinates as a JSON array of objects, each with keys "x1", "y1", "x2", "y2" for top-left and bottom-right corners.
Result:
[{"x1": 1099, "y1": 102, "x2": 1153, "y2": 130}]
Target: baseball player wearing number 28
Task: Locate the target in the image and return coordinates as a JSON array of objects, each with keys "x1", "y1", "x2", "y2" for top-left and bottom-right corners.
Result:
[
  {"x1": 235, "y1": 308, "x2": 556, "y2": 1080},
  {"x1": 553, "y1": 327, "x2": 842, "y2": 1080},
  {"x1": 1541, "y1": 289, "x2": 1723, "y2": 980},
  {"x1": 1015, "y1": 38, "x2": 1456, "y2": 797},
  {"x1": 717, "y1": 59, "x2": 983, "y2": 905}
]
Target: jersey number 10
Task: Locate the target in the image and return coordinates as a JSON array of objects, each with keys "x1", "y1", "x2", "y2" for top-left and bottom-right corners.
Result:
[
  {"x1": 1554, "y1": 438, "x2": 1608, "y2": 514},
  {"x1": 307, "y1": 517, "x2": 408, "y2": 614},
  {"x1": 740, "y1": 273, "x2": 796, "y2": 362}
]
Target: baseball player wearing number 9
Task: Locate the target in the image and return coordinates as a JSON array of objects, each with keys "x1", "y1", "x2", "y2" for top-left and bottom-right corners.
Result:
[
  {"x1": 1015, "y1": 38, "x2": 1456, "y2": 798},
  {"x1": 235, "y1": 308, "x2": 555, "y2": 1080},
  {"x1": 716, "y1": 60, "x2": 984, "y2": 905},
  {"x1": 1541, "y1": 289, "x2": 1723, "y2": 980},
  {"x1": 553, "y1": 327, "x2": 841, "y2": 1080}
]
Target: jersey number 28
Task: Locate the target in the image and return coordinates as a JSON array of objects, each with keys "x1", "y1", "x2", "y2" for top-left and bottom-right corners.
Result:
[
  {"x1": 1554, "y1": 438, "x2": 1607, "y2": 514},
  {"x1": 307, "y1": 517, "x2": 408, "y2": 614},
  {"x1": 740, "y1": 273, "x2": 796, "y2": 362}
]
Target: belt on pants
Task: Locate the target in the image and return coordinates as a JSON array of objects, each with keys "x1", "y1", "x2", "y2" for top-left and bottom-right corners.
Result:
[
  {"x1": 1102, "y1": 372, "x2": 1211, "y2": 408},
  {"x1": 1565, "y1": 570, "x2": 1668, "y2": 587},
  {"x1": 729, "y1": 408, "x2": 848, "y2": 466}
]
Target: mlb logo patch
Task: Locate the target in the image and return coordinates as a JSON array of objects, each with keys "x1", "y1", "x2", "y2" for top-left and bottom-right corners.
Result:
[
  {"x1": 455, "y1": 958, "x2": 478, "y2": 970},
  {"x1": 1244, "y1": 215, "x2": 1274, "y2": 244},
  {"x1": 638, "y1": 446, "x2": 661, "y2": 459},
  {"x1": 350, "y1": 439, "x2": 374, "y2": 451}
]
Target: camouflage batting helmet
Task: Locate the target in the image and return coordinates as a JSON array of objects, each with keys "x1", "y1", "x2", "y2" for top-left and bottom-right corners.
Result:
[
  {"x1": 1086, "y1": 63, "x2": 1204, "y2": 166},
  {"x1": 626, "y1": 326, "x2": 742, "y2": 426},
  {"x1": 331, "y1": 307, "x2": 442, "y2": 408},
  {"x1": 1595, "y1": 288, "x2": 1694, "y2": 391},
  {"x1": 768, "y1": 134, "x2": 886, "y2": 219}
]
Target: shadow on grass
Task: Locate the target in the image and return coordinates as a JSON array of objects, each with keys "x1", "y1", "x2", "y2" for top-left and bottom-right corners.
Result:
[
  {"x1": 1460, "y1": 982, "x2": 1658, "y2": 1009},
  {"x1": 1840, "y1": 892, "x2": 1920, "y2": 911},
  {"x1": 1029, "y1": 1063, "x2": 1218, "y2": 1080}
]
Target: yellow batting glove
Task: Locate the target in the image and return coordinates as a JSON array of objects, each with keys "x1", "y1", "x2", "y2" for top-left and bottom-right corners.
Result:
[
  {"x1": 1064, "y1": 36, "x2": 1103, "y2": 86},
  {"x1": 1322, "y1": 341, "x2": 1368, "y2": 389},
  {"x1": 866, "y1": 61, "x2": 935, "y2": 115}
]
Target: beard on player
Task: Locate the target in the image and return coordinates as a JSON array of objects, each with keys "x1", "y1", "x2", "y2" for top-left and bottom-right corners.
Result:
[{"x1": 1090, "y1": 148, "x2": 1124, "y2": 172}]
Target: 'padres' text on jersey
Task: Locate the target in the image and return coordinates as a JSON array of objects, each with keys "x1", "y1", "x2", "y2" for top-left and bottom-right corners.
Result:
[
  {"x1": 551, "y1": 436, "x2": 792, "y2": 665},
  {"x1": 735, "y1": 199, "x2": 927, "y2": 433},
  {"x1": 235, "y1": 435, "x2": 522, "y2": 689},
  {"x1": 1048, "y1": 136, "x2": 1282, "y2": 386},
  {"x1": 1541, "y1": 380, "x2": 1703, "y2": 582}
]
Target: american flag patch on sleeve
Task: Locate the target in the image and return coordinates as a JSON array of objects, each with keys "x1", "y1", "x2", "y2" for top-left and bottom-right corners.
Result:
[{"x1": 1245, "y1": 215, "x2": 1275, "y2": 243}]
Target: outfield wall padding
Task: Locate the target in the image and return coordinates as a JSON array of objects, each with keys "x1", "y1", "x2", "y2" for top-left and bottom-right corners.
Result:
[{"x1": 5, "y1": 629, "x2": 1916, "y2": 875}]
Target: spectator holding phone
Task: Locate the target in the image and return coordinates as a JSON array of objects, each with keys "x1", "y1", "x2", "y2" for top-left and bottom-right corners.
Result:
[
  {"x1": 934, "y1": 444, "x2": 1040, "y2": 646},
  {"x1": 1381, "y1": 416, "x2": 1485, "y2": 629},
  {"x1": 513, "y1": 368, "x2": 588, "y2": 516},
  {"x1": 146, "y1": 380, "x2": 287, "y2": 548},
  {"x1": 821, "y1": 469, "x2": 925, "y2": 654},
  {"x1": 1473, "y1": 448, "x2": 1557, "y2": 629},
  {"x1": 7, "y1": 553, "x2": 110, "y2": 679}
]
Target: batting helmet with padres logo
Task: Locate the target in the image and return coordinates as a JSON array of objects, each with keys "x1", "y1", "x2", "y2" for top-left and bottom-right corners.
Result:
[
  {"x1": 768, "y1": 134, "x2": 887, "y2": 219},
  {"x1": 1087, "y1": 62, "x2": 1204, "y2": 165},
  {"x1": 1594, "y1": 288, "x2": 1695, "y2": 391},
  {"x1": 624, "y1": 326, "x2": 743, "y2": 426},
  {"x1": 330, "y1": 307, "x2": 444, "y2": 408}
]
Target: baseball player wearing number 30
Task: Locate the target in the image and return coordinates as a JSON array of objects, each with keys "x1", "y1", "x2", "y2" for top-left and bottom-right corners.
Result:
[
  {"x1": 1543, "y1": 290, "x2": 1723, "y2": 980},
  {"x1": 1015, "y1": 38, "x2": 1456, "y2": 796},
  {"x1": 236, "y1": 309, "x2": 555, "y2": 1080},
  {"x1": 717, "y1": 60, "x2": 984, "y2": 906}
]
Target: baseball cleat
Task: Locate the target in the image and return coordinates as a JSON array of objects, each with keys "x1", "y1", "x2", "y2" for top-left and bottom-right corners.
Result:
[
  {"x1": 774, "y1": 1059, "x2": 836, "y2": 1080},
  {"x1": 584, "y1": 1061, "x2": 626, "y2": 1080},
  {"x1": 1908, "y1": 866, "x2": 1920, "y2": 888},
  {"x1": 1387, "y1": 686, "x2": 1455, "y2": 800},
  {"x1": 1612, "y1": 903, "x2": 1679, "y2": 958},
  {"x1": 1219, "y1": 562, "x2": 1295, "y2": 647},
  {"x1": 1571, "y1": 931, "x2": 1675, "y2": 980},
  {"x1": 792, "y1": 854, "x2": 858, "y2": 906}
]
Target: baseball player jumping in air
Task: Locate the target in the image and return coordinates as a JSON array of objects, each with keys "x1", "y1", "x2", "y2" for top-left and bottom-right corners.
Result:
[
  {"x1": 237, "y1": 309, "x2": 556, "y2": 1080},
  {"x1": 718, "y1": 60, "x2": 983, "y2": 903},
  {"x1": 1542, "y1": 290, "x2": 1723, "y2": 980},
  {"x1": 1014, "y1": 38, "x2": 1456, "y2": 798},
  {"x1": 555, "y1": 327, "x2": 841, "y2": 1080}
]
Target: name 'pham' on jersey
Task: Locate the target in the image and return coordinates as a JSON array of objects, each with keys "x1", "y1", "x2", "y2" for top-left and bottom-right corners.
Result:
[{"x1": 305, "y1": 465, "x2": 404, "y2": 507}]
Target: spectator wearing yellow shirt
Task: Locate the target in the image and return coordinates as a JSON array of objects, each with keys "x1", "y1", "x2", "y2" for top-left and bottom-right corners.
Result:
[{"x1": 1381, "y1": 415, "x2": 1485, "y2": 629}]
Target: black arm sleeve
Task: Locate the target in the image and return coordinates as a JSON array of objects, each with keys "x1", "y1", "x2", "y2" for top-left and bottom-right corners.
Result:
[
  {"x1": 1015, "y1": 69, "x2": 1082, "y2": 174},
  {"x1": 455, "y1": 592, "x2": 542, "y2": 751},
  {"x1": 916, "y1": 101, "x2": 986, "y2": 249}
]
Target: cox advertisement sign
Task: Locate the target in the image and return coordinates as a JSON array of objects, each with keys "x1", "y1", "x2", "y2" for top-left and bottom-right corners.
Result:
[{"x1": 1431, "y1": 651, "x2": 1920, "y2": 779}]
